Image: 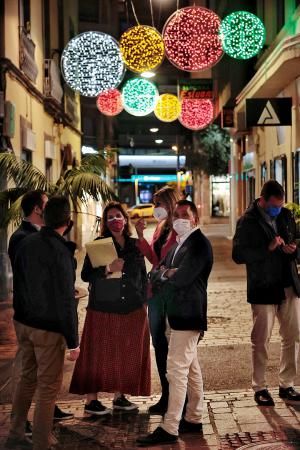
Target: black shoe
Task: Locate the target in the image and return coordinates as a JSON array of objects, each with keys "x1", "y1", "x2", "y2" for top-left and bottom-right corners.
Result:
[
  {"x1": 279, "y1": 387, "x2": 300, "y2": 404},
  {"x1": 179, "y1": 418, "x2": 203, "y2": 434},
  {"x1": 25, "y1": 420, "x2": 32, "y2": 437},
  {"x1": 5, "y1": 436, "x2": 33, "y2": 448},
  {"x1": 148, "y1": 398, "x2": 168, "y2": 415},
  {"x1": 53, "y1": 404, "x2": 74, "y2": 421},
  {"x1": 84, "y1": 400, "x2": 111, "y2": 416},
  {"x1": 113, "y1": 394, "x2": 138, "y2": 411},
  {"x1": 136, "y1": 427, "x2": 178, "y2": 447},
  {"x1": 254, "y1": 389, "x2": 275, "y2": 406}
]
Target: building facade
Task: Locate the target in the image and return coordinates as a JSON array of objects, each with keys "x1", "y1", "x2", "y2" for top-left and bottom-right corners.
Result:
[
  {"x1": 229, "y1": 0, "x2": 300, "y2": 233},
  {"x1": 0, "y1": 0, "x2": 81, "y2": 222}
]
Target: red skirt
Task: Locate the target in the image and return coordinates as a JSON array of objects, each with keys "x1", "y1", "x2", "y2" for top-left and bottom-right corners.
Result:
[{"x1": 70, "y1": 306, "x2": 151, "y2": 396}]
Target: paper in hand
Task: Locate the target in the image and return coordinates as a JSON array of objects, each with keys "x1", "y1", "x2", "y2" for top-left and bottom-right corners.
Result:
[{"x1": 85, "y1": 237, "x2": 118, "y2": 268}]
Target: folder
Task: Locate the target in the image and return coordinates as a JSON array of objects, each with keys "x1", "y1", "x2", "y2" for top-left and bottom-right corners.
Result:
[{"x1": 85, "y1": 237, "x2": 118, "y2": 268}]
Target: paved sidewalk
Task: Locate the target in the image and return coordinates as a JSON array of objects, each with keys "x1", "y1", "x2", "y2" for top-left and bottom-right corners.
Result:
[
  {"x1": 1, "y1": 224, "x2": 300, "y2": 448},
  {"x1": 0, "y1": 390, "x2": 300, "y2": 449}
]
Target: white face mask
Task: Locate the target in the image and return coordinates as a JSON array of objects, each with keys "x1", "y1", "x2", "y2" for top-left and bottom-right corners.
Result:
[
  {"x1": 173, "y1": 219, "x2": 192, "y2": 237},
  {"x1": 153, "y1": 207, "x2": 168, "y2": 221}
]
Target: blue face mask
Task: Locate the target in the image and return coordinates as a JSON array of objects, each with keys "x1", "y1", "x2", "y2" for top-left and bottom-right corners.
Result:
[{"x1": 265, "y1": 206, "x2": 282, "y2": 217}]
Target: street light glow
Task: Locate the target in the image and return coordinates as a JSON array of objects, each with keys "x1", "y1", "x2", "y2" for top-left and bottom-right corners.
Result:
[
  {"x1": 150, "y1": 128, "x2": 159, "y2": 132},
  {"x1": 141, "y1": 71, "x2": 156, "y2": 78},
  {"x1": 155, "y1": 139, "x2": 163, "y2": 144}
]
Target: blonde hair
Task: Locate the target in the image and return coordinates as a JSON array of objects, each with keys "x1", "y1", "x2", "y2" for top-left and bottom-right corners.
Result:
[{"x1": 153, "y1": 186, "x2": 181, "y2": 223}]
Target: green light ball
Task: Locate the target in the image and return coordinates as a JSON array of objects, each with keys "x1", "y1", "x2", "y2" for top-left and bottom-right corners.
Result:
[
  {"x1": 220, "y1": 11, "x2": 266, "y2": 60},
  {"x1": 122, "y1": 78, "x2": 159, "y2": 116}
]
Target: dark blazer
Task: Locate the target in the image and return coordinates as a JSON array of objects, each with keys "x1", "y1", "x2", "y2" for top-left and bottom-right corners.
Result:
[
  {"x1": 13, "y1": 227, "x2": 78, "y2": 349},
  {"x1": 232, "y1": 200, "x2": 300, "y2": 304},
  {"x1": 150, "y1": 228, "x2": 213, "y2": 331},
  {"x1": 8, "y1": 220, "x2": 38, "y2": 270},
  {"x1": 82, "y1": 236, "x2": 147, "y2": 314}
]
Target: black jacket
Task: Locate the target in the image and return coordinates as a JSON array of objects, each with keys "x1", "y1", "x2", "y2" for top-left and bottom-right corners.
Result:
[
  {"x1": 13, "y1": 227, "x2": 78, "y2": 349},
  {"x1": 232, "y1": 200, "x2": 300, "y2": 304},
  {"x1": 82, "y1": 236, "x2": 147, "y2": 314},
  {"x1": 150, "y1": 229, "x2": 213, "y2": 331},
  {"x1": 8, "y1": 220, "x2": 38, "y2": 270}
]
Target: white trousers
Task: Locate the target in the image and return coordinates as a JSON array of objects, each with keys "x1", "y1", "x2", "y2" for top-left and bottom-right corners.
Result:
[
  {"x1": 161, "y1": 328, "x2": 203, "y2": 436},
  {"x1": 251, "y1": 286, "x2": 300, "y2": 392}
]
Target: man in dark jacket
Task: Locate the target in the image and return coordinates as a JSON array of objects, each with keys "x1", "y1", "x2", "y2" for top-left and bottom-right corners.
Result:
[
  {"x1": 6, "y1": 197, "x2": 80, "y2": 450},
  {"x1": 232, "y1": 180, "x2": 300, "y2": 407},
  {"x1": 8, "y1": 191, "x2": 74, "y2": 434},
  {"x1": 137, "y1": 200, "x2": 213, "y2": 446}
]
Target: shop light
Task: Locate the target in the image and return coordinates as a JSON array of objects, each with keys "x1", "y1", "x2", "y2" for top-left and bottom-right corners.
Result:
[
  {"x1": 155, "y1": 139, "x2": 163, "y2": 144},
  {"x1": 141, "y1": 71, "x2": 156, "y2": 78},
  {"x1": 150, "y1": 127, "x2": 159, "y2": 132}
]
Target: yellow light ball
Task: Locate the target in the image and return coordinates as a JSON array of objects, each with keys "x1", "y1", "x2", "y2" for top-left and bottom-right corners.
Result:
[
  {"x1": 154, "y1": 94, "x2": 181, "y2": 122},
  {"x1": 119, "y1": 25, "x2": 164, "y2": 73}
]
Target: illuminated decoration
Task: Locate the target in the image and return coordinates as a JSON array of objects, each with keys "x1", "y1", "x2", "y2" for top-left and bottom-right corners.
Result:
[
  {"x1": 96, "y1": 89, "x2": 123, "y2": 116},
  {"x1": 220, "y1": 11, "x2": 266, "y2": 59},
  {"x1": 154, "y1": 94, "x2": 181, "y2": 122},
  {"x1": 61, "y1": 31, "x2": 125, "y2": 97},
  {"x1": 119, "y1": 25, "x2": 164, "y2": 73},
  {"x1": 179, "y1": 98, "x2": 214, "y2": 130},
  {"x1": 122, "y1": 78, "x2": 159, "y2": 116},
  {"x1": 162, "y1": 6, "x2": 223, "y2": 72}
]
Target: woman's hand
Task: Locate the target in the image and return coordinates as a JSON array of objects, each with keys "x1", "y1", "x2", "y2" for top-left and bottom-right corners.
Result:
[
  {"x1": 109, "y1": 258, "x2": 124, "y2": 273},
  {"x1": 135, "y1": 218, "x2": 147, "y2": 239}
]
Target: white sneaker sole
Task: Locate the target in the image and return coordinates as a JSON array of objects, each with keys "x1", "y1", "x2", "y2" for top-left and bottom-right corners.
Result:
[
  {"x1": 113, "y1": 404, "x2": 138, "y2": 411},
  {"x1": 84, "y1": 408, "x2": 111, "y2": 416}
]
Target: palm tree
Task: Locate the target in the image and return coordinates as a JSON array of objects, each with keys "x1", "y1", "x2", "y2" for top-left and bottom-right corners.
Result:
[{"x1": 0, "y1": 151, "x2": 117, "y2": 229}]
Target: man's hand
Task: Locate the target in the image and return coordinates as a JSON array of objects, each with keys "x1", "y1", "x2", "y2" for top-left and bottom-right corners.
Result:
[
  {"x1": 282, "y1": 243, "x2": 297, "y2": 254},
  {"x1": 67, "y1": 347, "x2": 80, "y2": 361},
  {"x1": 165, "y1": 268, "x2": 177, "y2": 278},
  {"x1": 109, "y1": 258, "x2": 124, "y2": 272},
  {"x1": 135, "y1": 219, "x2": 147, "y2": 239},
  {"x1": 268, "y1": 236, "x2": 285, "y2": 252}
]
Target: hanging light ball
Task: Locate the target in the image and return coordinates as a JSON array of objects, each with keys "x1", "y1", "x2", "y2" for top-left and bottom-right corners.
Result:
[
  {"x1": 96, "y1": 89, "x2": 123, "y2": 116},
  {"x1": 119, "y1": 25, "x2": 164, "y2": 73},
  {"x1": 162, "y1": 6, "x2": 223, "y2": 72},
  {"x1": 154, "y1": 94, "x2": 181, "y2": 122},
  {"x1": 61, "y1": 31, "x2": 125, "y2": 97},
  {"x1": 122, "y1": 78, "x2": 159, "y2": 116},
  {"x1": 220, "y1": 11, "x2": 266, "y2": 59},
  {"x1": 179, "y1": 98, "x2": 214, "y2": 130}
]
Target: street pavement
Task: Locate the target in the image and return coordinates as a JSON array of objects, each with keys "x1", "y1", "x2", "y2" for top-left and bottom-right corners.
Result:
[{"x1": 0, "y1": 223, "x2": 300, "y2": 449}]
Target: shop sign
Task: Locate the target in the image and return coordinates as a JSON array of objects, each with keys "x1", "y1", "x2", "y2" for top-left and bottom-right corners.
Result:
[{"x1": 246, "y1": 98, "x2": 292, "y2": 127}]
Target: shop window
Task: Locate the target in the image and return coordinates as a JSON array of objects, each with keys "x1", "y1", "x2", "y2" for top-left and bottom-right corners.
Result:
[
  {"x1": 274, "y1": 155, "x2": 287, "y2": 196},
  {"x1": 293, "y1": 150, "x2": 300, "y2": 204},
  {"x1": 211, "y1": 176, "x2": 230, "y2": 217},
  {"x1": 261, "y1": 162, "x2": 268, "y2": 186}
]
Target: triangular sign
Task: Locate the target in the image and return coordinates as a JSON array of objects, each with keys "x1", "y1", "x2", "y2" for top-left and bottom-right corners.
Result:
[{"x1": 257, "y1": 101, "x2": 280, "y2": 125}]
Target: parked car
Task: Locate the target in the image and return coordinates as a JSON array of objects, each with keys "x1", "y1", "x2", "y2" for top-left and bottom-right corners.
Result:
[{"x1": 127, "y1": 203, "x2": 154, "y2": 219}]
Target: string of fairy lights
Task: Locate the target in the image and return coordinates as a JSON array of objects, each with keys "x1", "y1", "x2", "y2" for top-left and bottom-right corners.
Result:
[{"x1": 61, "y1": 4, "x2": 266, "y2": 131}]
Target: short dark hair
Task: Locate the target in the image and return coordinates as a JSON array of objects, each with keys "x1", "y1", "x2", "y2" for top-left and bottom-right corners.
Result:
[
  {"x1": 260, "y1": 180, "x2": 284, "y2": 201},
  {"x1": 176, "y1": 199, "x2": 200, "y2": 225},
  {"x1": 101, "y1": 201, "x2": 132, "y2": 237},
  {"x1": 44, "y1": 197, "x2": 71, "y2": 229},
  {"x1": 21, "y1": 190, "x2": 46, "y2": 217}
]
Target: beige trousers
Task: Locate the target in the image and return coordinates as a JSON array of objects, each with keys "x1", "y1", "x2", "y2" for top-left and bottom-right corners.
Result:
[
  {"x1": 251, "y1": 286, "x2": 300, "y2": 392},
  {"x1": 9, "y1": 321, "x2": 65, "y2": 450},
  {"x1": 161, "y1": 328, "x2": 203, "y2": 436}
]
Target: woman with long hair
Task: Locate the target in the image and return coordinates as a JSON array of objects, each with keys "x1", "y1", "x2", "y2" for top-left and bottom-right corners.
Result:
[
  {"x1": 70, "y1": 202, "x2": 150, "y2": 414},
  {"x1": 136, "y1": 186, "x2": 180, "y2": 414}
]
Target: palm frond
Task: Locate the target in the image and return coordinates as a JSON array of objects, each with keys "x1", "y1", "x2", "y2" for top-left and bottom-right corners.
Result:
[
  {"x1": 60, "y1": 172, "x2": 117, "y2": 205},
  {"x1": 0, "y1": 153, "x2": 50, "y2": 191},
  {"x1": 0, "y1": 188, "x2": 26, "y2": 228}
]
